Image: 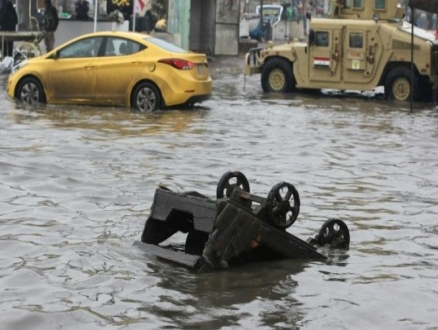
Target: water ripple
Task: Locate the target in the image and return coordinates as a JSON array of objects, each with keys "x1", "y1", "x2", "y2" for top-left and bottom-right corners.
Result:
[{"x1": 0, "y1": 73, "x2": 437, "y2": 329}]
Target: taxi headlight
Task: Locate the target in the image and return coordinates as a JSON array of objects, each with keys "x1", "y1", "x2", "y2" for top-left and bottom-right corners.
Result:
[{"x1": 11, "y1": 60, "x2": 29, "y2": 75}]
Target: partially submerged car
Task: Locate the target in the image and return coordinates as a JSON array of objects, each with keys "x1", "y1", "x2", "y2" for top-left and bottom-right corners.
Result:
[
  {"x1": 8, "y1": 31, "x2": 212, "y2": 111},
  {"x1": 135, "y1": 171, "x2": 350, "y2": 273}
]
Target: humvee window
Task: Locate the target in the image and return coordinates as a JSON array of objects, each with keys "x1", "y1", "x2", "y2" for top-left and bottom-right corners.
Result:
[
  {"x1": 316, "y1": 32, "x2": 329, "y2": 47},
  {"x1": 349, "y1": 33, "x2": 363, "y2": 48},
  {"x1": 353, "y1": 0, "x2": 362, "y2": 8},
  {"x1": 374, "y1": 0, "x2": 385, "y2": 9}
]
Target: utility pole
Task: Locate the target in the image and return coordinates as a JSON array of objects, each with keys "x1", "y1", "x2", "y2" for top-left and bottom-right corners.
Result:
[{"x1": 259, "y1": 0, "x2": 264, "y2": 41}]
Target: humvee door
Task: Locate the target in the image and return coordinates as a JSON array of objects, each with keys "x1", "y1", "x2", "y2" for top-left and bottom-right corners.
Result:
[
  {"x1": 342, "y1": 29, "x2": 381, "y2": 83},
  {"x1": 308, "y1": 28, "x2": 342, "y2": 82}
]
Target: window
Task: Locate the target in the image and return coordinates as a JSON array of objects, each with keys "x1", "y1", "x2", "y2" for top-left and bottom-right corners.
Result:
[
  {"x1": 58, "y1": 37, "x2": 103, "y2": 58},
  {"x1": 374, "y1": 0, "x2": 385, "y2": 10},
  {"x1": 145, "y1": 37, "x2": 189, "y2": 53},
  {"x1": 349, "y1": 33, "x2": 363, "y2": 48},
  {"x1": 353, "y1": 0, "x2": 362, "y2": 8},
  {"x1": 315, "y1": 32, "x2": 329, "y2": 47},
  {"x1": 105, "y1": 38, "x2": 145, "y2": 56}
]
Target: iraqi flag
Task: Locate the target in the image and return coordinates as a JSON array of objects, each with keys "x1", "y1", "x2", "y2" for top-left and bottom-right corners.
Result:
[
  {"x1": 314, "y1": 57, "x2": 330, "y2": 67},
  {"x1": 134, "y1": 0, "x2": 145, "y2": 14}
]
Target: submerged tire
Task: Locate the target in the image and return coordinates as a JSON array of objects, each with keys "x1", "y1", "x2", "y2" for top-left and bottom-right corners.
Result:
[
  {"x1": 384, "y1": 67, "x2": 418, "y2": 102},
  {"x1": 131, "y1": 82, "x2": 161, "y2": 112},
  {"x1": 16, "y1": 77, "x2": 45, "y2": 105},
  {"x1": 261, "y1": 58, "x2": 295, "y2": 93}
]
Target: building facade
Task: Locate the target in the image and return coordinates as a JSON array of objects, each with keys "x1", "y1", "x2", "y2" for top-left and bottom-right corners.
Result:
[{"x1": 167, "y1": 0, "x2": 240, "y2": 56}]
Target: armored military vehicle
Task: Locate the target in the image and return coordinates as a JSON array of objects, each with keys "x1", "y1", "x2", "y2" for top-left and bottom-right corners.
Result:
[{"x1": 244, "y1": 0, "x2": 438, "y2": 101}]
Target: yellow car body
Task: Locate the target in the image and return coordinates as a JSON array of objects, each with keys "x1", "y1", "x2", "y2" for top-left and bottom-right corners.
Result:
[{"x1": 8, "y1": 31, "x2": 212, "y2": 111}]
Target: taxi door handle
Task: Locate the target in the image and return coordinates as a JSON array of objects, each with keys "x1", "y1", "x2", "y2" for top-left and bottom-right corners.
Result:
[
  {"x1": 131, "y1": 61, "x2": 142, "y2": 64},
  {"x1": 84, "y1": 65, "x2": 95, "y2": 69}
]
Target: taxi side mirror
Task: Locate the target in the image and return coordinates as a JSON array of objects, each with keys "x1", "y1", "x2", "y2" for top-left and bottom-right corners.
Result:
[{"x1": 51, "y1": 50, "x2": 60, "y2": 59}]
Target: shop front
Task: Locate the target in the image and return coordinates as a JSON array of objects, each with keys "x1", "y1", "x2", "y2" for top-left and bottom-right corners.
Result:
[{"x1": 11, "y1": 0, "x2": 151, "y2": 54}]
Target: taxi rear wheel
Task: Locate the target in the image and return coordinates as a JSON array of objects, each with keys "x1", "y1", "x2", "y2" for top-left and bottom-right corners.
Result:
[
  {"x1": 16, "y1": 77, "x2": 45, "y2": 104},
  {"x1": 132, "y1": 82, "x2": 161, "y2": 112},
  {"x1": 261, "y1": 58, "x2": 295, "y2": 93}
]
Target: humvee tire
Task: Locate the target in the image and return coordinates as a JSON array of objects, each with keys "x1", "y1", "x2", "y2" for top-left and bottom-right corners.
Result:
[
  {"x1": 261, "y1": 58, "x2": 295, "y2": 93},
  {"x1": 384, "y1": 67, "x2": 418, "y2": 102}
]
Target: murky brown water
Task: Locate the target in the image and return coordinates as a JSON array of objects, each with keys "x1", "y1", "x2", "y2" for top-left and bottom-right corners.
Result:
[{"x1": 1, "y1": 71, "x2": 438, "y2": 330}]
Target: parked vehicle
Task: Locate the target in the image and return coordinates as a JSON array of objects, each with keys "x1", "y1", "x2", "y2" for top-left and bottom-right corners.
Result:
[
  {"x1": 8, "y1": 31, "x2": 212, "y2": 111},
  {"x1": 244, "y1": 0, "x2": 438, "y2": 102},
  {"x1": 242, "y1": 4, "x2": 284, "y2": 40}
]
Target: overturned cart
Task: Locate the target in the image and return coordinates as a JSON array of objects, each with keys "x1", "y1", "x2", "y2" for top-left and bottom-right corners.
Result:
[{"x1": 134, "y1": 172, "x2": 350, "y2": 272}]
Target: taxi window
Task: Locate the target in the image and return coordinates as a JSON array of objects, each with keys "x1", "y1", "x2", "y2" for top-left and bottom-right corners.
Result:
[
  {"x1": 105, "y1": 37, "x2": 145, "y2": 56},
  {"x1": 374, "y1": 0, "x2": 385, "y2": 9},
  {"x1": 145, "y1": 37, "x2": 189, "y2": 53},
  {"x1": 349, "y1": 33, "x2": 363, "y2": 48},
  {"x1": 316, "y1": 32, "x2": 329, "y2": 47},
  {"x1": 58, "y1": 37, "x2": 103, "y2": 58}
]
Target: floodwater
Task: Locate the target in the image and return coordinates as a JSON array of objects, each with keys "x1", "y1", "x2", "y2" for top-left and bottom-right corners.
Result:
[{"x1": 1, "y1": 70, "x2": 438, "y2": 330}]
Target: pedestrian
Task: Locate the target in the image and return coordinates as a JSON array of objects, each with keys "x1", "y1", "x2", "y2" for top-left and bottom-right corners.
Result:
[
  {"x1": 43, "y1": 0, "x2": 59, "y2": 53},
  {"x1": 0, "y1": 0, "x2": 18, "y2": 57},
  {"x1": 75, "y1": 0, "x2": 89, "y2": 21},
  {"x1": 302, "y1": 0, "x2": 309, "y2": 36},
  {"x1": 415, "y1": 12, "x2": 429, "y2": 30}
]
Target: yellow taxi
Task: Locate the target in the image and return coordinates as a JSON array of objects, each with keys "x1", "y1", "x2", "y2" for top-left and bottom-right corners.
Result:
[{"x1": 8, "y1": 31, "x2": 212, "y2": 111}]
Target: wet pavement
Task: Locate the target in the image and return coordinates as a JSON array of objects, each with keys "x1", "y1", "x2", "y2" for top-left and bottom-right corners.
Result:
[{"x1": 0, "y1": 65, "x2": 438, "y2": 330}]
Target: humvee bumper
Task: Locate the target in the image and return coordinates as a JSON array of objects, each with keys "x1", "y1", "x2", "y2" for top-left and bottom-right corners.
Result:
[
  {"x1": 135, "y1": 172, "x2": 350, "y2": 273},
  {"x1": 244, "y1": 47, "x2": 264, "y2": 75}
]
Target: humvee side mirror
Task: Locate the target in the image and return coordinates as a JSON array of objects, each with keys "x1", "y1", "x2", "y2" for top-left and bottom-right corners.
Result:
[{"x1": 309, "y1": 30, "x2": 315, "y2": 45}]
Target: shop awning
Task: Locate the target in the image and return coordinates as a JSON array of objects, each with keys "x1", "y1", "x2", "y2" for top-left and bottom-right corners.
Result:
[{"x1": 408, "y1": 0, "x2": 438, "y2": 13}]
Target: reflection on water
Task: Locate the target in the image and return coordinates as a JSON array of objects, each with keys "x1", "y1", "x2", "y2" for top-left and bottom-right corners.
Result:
[{"x1": 1, "y1": 73, "x2": 438, "y2": 329}]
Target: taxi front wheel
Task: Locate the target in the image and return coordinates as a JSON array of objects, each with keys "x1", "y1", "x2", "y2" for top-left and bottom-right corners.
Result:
[
  {"x1": 16, "y1": 77, "x2": 46, "y2": 105},
  {"x1": 132, "y1": 82, "x2": 162, "y2": 112}
]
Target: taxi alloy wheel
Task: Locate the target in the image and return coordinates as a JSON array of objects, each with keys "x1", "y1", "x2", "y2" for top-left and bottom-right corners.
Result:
[
  {"x1": 16, "y1": 77, "x2": 45, "y2": 105},
  {"x1": 261, "y1": 58, "x2": 295, "y2": 93},
  {"x1": 385, "y1": 67, "x2": 418, "y2": 102},
  {"x1": 132, "y1": 82, "x2": 161, "y2": 112}
]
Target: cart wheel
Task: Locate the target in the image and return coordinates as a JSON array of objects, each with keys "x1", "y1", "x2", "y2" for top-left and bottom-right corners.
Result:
[
  {"x1": 317, "y1": 219, "x2": 350, "y2": 248},
  {"x1": 216, "y1": 171, "x2": 250, "y2": 199},
  {"x1": 15, "y1": 42, "x2": 41, "y2": 60},
  {"x1": 266, "y1": 182, "x2": 300, "y2": 229}
]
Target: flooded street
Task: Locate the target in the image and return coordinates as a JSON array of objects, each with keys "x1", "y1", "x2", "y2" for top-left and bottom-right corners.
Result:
[{"x1": 1, "y1": 70, "x2": 438, "y2": 330}]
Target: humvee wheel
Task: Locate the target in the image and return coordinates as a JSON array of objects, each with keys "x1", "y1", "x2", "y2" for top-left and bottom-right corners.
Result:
[
  {"x1": 385, "y1": 67, "x2": 418, "y2": 101},
  {"x1": 216, "y1": 171, "x2": 250, "y2": 199},
  {"x1": 266, "y1": 182, "x2": 300, "y2": 229},
  {"x1": 316, "y1": 219, "x2": 350, "y2": 248},
  {"x1": 261, "y1": 58, "x2": 295, "y2": 93}
]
